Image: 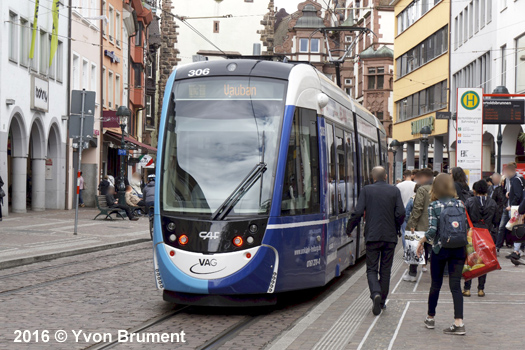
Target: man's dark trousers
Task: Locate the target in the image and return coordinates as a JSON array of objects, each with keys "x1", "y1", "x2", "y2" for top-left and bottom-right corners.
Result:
[{"x1": 366, "y1": 241, "x2": 397, "y2": 306}]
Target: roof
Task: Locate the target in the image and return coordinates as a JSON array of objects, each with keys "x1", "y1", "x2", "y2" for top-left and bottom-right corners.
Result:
[
  {"x1": 274, "y1": 16, "x2": 291, "y2": 47},
  {"x1": 359, "y1": 45, "x2": 394, "y2": 59},
  {"x1": 294, "y1": 4, "x2": 325, "y2": 28},
  {"x1": 148, "y1": 16, "x2": 161, "y2": 46},
  {"x1": 104, "y1": 129, "x2": 157, "y2": 153}
]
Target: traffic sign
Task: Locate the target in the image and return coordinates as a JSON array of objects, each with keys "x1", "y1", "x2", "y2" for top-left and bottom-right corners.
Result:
[{"x1": 118, "y1": 149, "x2": 127, "y2": 156}]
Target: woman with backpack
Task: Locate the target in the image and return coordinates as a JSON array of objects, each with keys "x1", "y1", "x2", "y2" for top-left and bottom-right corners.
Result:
[
  {"x1": 416, "y1": 174, "x2": 468, "y2": 335},
  {"x1": 462, "y1": 179, "x2": 499, "y2": 297}
]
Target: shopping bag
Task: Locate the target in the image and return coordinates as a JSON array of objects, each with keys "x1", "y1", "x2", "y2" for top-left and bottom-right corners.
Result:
[
  {"x1": 403, "y1": 231, "x2": 425, "y2": 265},
  {"x1": 463, "y1": 213, "x2": 501, "y2": 281},
  {"x1": 511, "y1": 224, "x2": 525, "y2": 243},
  {"x1": 505, "y1": 206, "x2": 524, "y2": 230}
]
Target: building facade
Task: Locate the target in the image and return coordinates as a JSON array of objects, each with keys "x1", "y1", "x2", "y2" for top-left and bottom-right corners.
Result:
[
  {"x1": 392, "y1": 0, "x2": 450, "y2": 174},
  {"x1": 69, "y1": 1, "x2": 104, "y2": 208},
  {"x1": 1, "y1": 0, "x2": 69, "y2": 215},
  {"x1": 450, "y1": 0, "x2": 525, "y2": 173},
  {"x1": 174, "y1": 0, "x2": 268, "y2": 64}
]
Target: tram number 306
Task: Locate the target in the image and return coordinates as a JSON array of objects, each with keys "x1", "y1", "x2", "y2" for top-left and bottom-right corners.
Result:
[{"x1": 188, "y1": 68, "x2": 210, "y2": 77}]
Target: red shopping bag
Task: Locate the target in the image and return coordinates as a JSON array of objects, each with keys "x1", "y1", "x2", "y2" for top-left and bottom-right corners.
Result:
[{"x1": 462, "y1": 213, "x2": 501, "y2": 281}]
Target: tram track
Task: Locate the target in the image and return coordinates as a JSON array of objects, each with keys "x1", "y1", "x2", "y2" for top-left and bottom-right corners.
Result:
[
  {"x1": 0, "y1": 258, "x2": 151, "y2": 296},
  {"x1": 0, "y1": 244, "x2": 151, "y2": 279}
]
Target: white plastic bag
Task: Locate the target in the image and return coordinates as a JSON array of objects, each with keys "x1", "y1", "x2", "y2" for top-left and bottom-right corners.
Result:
[
  {"x1": 506, "y1": 206, "x2": 524, "y2": 230},
  {"x1": 404, "y1": 231, "x2": 426, "y2": 265}
]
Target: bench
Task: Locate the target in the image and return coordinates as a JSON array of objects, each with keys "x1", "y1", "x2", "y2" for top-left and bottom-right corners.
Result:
[{"x1": 93, "y1": 195, "x2": 127, "y2": 220}]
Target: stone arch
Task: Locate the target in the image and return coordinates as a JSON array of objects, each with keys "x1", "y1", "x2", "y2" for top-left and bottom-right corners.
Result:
[
  {"x1": 483, "y1": 132, "x2": 495, "y2": 172},
  {"x1": 501, "y1": 124, "x2": 523, "y2": 166},
  {"x1": 7, "y1": 110, "x2": 28, "y2": 213},
  {"x1": 45, "y1": 121, "x2": 64, "y2": 209},
  {"x1": 28, "y1": 115, "x2": 47, "y2": 211}
]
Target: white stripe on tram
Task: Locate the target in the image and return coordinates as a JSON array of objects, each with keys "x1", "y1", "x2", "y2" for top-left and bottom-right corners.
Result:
[{"x1": 266, "y1": 219, "x2": 329, "y2": 230}]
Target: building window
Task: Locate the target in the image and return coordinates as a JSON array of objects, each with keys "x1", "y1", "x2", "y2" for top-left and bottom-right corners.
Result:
[
  {"x1": 487, "y1": 0, "x2": 492, "y2": 23},
  {"x1": 501, "y1": 45, "x2": 507, "y2": 87},
  {"x1": 102, "y1": 67, "x2": 106, "y2": 107},
  {"x1": 39, "y1": 30, "x2": 48, "y2": 74},
  {"x1": 480, "y1": 0, "x2": 485, "y2": 27},
  {"x1": 9, "y1": 12, "x2": 18, "y2": 63},
  {"x1": 345, "y1": 87, "x2": 353, "y2": 97},
  {"x1": 396, "y1": 0, "x2": 441, "y2": 35},
  {"x1": 56, "y1": 41, "x2": 63, "y2": 82},
  {"x1": 516, "y1": 35, "x2": 525, "y2": 92},
  {"x1": 463, "y1": 7, "x2": 468, "y2": 43},
  {"x1": 299, "y1": 38, "x2": 309, "y2": 53},
  {"x1": 310, "y1": 39, "x2": 320, "y2": 53},
  {"x1": 146, "y1": 61, "x2": 153, "y2": 78},
  {"x1": 396, "y1": 25, "x2": 448, "y2": 79},
  {"x1": 30, "y1": 22, "x2": 38, "y2": 71},
  {"x1": 133, "y1": 63, "x2": 143, "y2": 87},
  {"x1": 72, "y1": 55, "x2": 80, "y2": 90},
  {"x1": 396, "y1": 80, "x2": 448, "y2": 122},
  {"x1": 146, "y1": 95, "x2": 153, "y2": 126},
  {"x1": 458, "y1": 13, "x2": 463, "y2": 46},
  {"x1": 115, "y1": 74, "x2": 120, "y2": 108},
  {"x1": 20, "y1": 18, "x2": 29, "y2": 67},
  {"x1": 213, "y1": 21, "x2": 220, "y2": 33},
  {"x1": 135, "y1": 22, "x2": 143, "y2": 46},
  {"x1": 48, "y1": 35, "x2": 56, "y2": 79},
  {"x1": 108, "y1": 71, "x2": 114, "y2": 108},
  {"x1": 108, "y1": 6, "x2": 114, "y2": 42},
  {"x1": 367, "y1": 67, "x2": 384, "y2": 90},
  {"x1": 102, "y1": 0, "x2": 106, "y2": 37},
  {"x1": 90, "y1": 63, "x2": 97, "y2": 91},
  {"x1": 474, "y1": 0, "x2": 479, "y2": 33},
  {"x1": 82, "y1": 59, "x2": 89, "y2": 89},
  {"x1": 116, "y1": 11, "x2": 121, "y2": 46},
  {"x1": 468, "y1": 2, "x2": 473, "y2": 38},
  {"x1": 345, "y1": 78, "x2": 352, "y2": 85}
]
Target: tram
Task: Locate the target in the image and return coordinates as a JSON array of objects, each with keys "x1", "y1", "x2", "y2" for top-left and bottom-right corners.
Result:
[{"x1": 153, "y1": 59, "x2": 387, "y2": 305}]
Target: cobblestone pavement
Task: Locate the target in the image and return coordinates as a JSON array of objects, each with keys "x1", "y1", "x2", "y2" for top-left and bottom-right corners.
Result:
[
  {"x1": 0, "y1": 209, "x2": 150, "y2": 266},
  {"x1": 0, "y1": 241, "x2": 365, "y2": 350}
]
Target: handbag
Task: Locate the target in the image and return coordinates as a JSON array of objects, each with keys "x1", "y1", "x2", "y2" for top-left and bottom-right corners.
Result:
[
  {"x1": 463, "y1": 212, "x2": 501, "y2": 281},
  {"x1": 511, "y1": 224, "x2": 525, "y2": 243},
  {"x1": 0, "y1": 188, "x2": 5, "y2": 198}
]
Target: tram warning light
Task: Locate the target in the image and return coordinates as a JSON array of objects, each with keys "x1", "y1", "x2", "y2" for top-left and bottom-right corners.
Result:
[
  {"x1": 233, "y1": 236, "x2": 243, "y2": 247},
  {"x1": 179, "y1": 235, "x2": 189, "y2": 245}
]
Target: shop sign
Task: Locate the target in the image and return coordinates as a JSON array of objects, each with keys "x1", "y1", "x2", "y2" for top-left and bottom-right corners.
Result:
[
  {"x1": 31, "y1": 75, "x2": 49, "y2": 112},
  {"x1": 104, "y1": 50, "x2": 120, "y2": 64},
  {"x1": 410, "y1": 116, "x2": 434, "y2": 135}
]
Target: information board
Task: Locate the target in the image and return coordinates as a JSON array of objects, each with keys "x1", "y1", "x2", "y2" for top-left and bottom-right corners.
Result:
[
  {"x1": 483, "y1": 99, "x2": 524, "y2": 124},
  {"x1": 456, "y1": 88, "x2": 483, "y2": 187}
]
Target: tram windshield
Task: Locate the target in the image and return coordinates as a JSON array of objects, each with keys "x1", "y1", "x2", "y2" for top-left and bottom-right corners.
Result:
[{"x1": 161, "y1": 77, "x2": 286, "y2": 217}]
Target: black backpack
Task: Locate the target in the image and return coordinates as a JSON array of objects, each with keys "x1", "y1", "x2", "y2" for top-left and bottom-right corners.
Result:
[{"x1": 439, "y1": 199, "x2": 468, "y2": 248}]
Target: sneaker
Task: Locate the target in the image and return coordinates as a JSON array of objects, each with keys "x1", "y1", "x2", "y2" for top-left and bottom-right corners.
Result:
[
  {"x1": 462, "y1": 290, "x2": 471, "y2": 297},
  {"x1": 511, "y1": 257, "x2": 525, "y2": 266},
  {"x1": 130, "y1": 217, "x2": 139, "y2": 221},
  {"x1": 478, "y1": 290, "x2": 485, "y2": 297},
  {"x1": 424, "y1": 317, "x2": 435, "y2": 329},
  {"x1": 422, "y1": 266, "x2": 428, "y2": 272},
  {"x1": 402, "y1": 271, "x2": 417, "y2": 282},
  {"x1": 443, "y1": 324, "x2": 466, "y2": 335},
  {"x1": 506, "y1": 252, "x2": 521, "y2": 260},
  {"x1": 372, "y1": 294, "x2": 382, "y2": 316}
]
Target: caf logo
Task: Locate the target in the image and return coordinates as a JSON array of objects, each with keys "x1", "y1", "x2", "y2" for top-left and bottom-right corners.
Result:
[{"x1": 452, "y1": 221, "x2": 459, "y2": 228}]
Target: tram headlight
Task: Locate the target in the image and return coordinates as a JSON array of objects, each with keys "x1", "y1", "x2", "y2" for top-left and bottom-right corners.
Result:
[
  {"x1": 247, "y1": 236, "x2": 254, "y2": 244},
  {"x1": 249, "y1": 224, "x2": 258, "y2": 233},
  {"x1": 227, "y1": 63, "x2": 237, "y2": 72},
  {"x1": 169, "y1": 234, "x2": 177, "y2": 242},
  {"x1": 233, "y1": 236, "x2": 243, "y2": 247},
  {"x1": 167, "y1": 222, "x2": 176, "y2": 232}
]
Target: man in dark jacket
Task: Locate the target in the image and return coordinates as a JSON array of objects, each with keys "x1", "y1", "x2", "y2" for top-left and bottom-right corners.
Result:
[
  {"x1": 489, "y1": 173, "x2": 506, "y2": 231},
  {"x1": 98, "y1": 175, "x2": 111, "y2": 195},
  {"x1": 347, "y1": 166, "x2": 406, "y2": 315},
  {"x1": 142, "y1": 174, "x2": 155, "y2": 207},
  {"x1": 106, "y1": 187, "x2": 138, "y2": 221},
  {"x1": 497, "y1": 163, "x2": 524, "y2": 252}
]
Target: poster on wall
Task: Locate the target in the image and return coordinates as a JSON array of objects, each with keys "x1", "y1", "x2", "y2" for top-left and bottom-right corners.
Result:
[{"x1": 456, "y1": 88, "x2": 483, "y2": 188}]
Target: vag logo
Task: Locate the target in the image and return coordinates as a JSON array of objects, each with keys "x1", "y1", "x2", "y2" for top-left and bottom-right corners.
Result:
[
  {"x1": 199, "y1": 231, "x2": 221, "y2": 239},
  {"x1": 190, "y1": 258, "x2": 225, "y2": 274}
]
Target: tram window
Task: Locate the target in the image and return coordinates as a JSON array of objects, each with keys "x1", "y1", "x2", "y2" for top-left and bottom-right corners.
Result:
[
  {"x1": 335, "y1": 128, "x2": 346, "y2": 213},
  {"x1": 326, "y1": 123, "x2": 336, "y2": 215},
  {"x1": 281, "y1": 108, "x2": 320, "y2": 216},
  {"x1": 345, "y1": 131, "x2": 356, "y2": 210},
  {"x1": 359, "y1": 135, "x2": 368, "y2": 186}
]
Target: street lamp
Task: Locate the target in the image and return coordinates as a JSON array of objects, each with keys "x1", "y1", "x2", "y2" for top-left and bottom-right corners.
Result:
[
  {"x1": 390, "y1": 139, "x2": 402, "y2": 183},
  {"x1": 116, "y1": 106, "x2": 131, "y2": 204},
  {"x1": 420, "y1": 125, "x2": 432, "y2": 168},
  {"x1": 492, "y1": 86, "x2": 509, "y2": 174}
]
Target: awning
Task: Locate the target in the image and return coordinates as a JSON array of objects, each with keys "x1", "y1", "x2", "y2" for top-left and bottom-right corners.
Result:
[{"x1": 104, "y1": 128, "x2": 157, "y2": 153}]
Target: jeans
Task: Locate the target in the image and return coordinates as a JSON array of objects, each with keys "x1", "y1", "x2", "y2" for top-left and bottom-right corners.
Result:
[
  {"x1": 366, "y1": 241, "x2": 396, "y2": 306},
  {"x1": 464, "y1": 275, "x2": 486, "y2": 291},
  {"x1": 496, "y1": 210, "x2": 511, "y2": 249},
  {"x1": 79, "y1": 189, "x2": 84, "y2": 205},
  {"x1": 428, "y1": 247, "x2": 466, "y2": 319},
  {"x1": 514, "y1": 242, "x2": 524, "y2": 252},
  {"x1": 111, "y1": 204, "x2": 134, "y2": 220}
]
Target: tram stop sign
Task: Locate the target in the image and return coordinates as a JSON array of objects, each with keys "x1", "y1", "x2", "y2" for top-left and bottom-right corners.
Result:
[{"x1": 69, "y1": 90, "x2": 96, "y2": 139}]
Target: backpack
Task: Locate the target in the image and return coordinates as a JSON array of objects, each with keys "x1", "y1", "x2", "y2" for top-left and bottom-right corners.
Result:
[{"x1": 439, "y1": 199, "x2": 468, "y2": 248}]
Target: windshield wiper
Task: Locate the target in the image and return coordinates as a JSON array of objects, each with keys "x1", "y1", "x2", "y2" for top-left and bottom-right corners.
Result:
[{"x1": 212, "y1": 162, "x2": 267, "y2": 221}]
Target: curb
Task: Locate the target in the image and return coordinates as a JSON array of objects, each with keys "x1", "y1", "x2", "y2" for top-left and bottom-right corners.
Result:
[{"x1": 0, "y1": 238, "x2": 151, "y2": 270}]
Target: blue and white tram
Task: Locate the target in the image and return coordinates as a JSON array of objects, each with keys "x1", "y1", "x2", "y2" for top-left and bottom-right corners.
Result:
[{"x1": 153, "y1": 59, "x2": 387, "y2": 305}]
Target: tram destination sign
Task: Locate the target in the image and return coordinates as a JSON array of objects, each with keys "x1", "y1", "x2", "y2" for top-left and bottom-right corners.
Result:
[{"x1": 483, "y1": 99, "x2": 524, "y2": 124}]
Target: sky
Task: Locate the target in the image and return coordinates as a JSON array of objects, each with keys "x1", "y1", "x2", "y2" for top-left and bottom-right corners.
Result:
[{"x1": 274, "y1": 0, "x2": 306, "y2": 13}]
